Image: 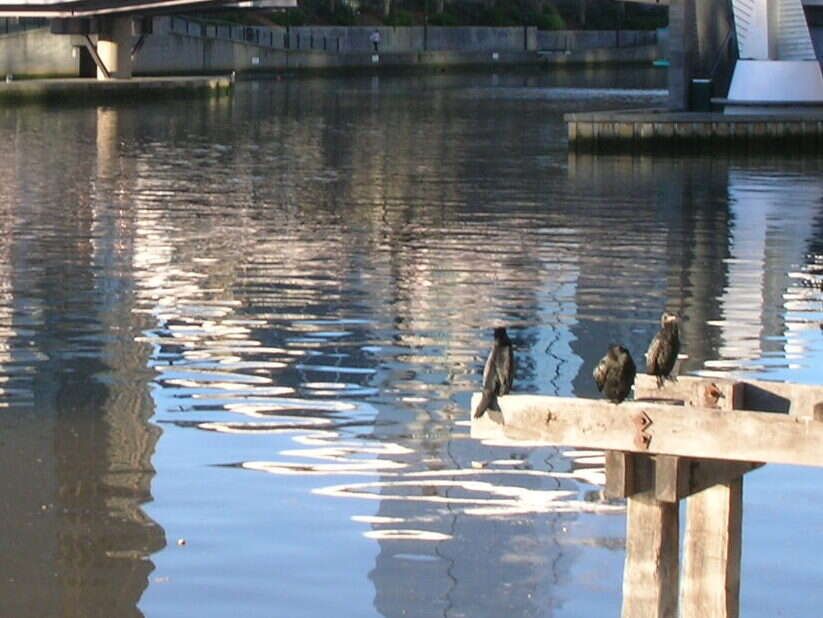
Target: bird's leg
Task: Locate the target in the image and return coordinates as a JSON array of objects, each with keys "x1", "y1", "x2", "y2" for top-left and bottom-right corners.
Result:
[{"x1": 656, "y1": 375, "x2": 664, "y2": 388}]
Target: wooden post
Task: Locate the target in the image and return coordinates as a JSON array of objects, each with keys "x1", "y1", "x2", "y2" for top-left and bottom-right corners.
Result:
[
  {"x1": 680, "y1": 478, "x2": 743, "y2": 618},
  {"x1": 622, "y1": 491, "x2": 680, "y2": 618},
  {"x1": 678, "y1": 375, "x2": 746, "y2": 618}
]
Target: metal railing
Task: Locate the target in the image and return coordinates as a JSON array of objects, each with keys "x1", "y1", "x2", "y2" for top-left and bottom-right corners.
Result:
[
  {"x1": 168, "y1": 16, "x2": 288, "y2": 49},
  {"x1": 0, "y1": 17, "x2": 47, "y2": 36}
]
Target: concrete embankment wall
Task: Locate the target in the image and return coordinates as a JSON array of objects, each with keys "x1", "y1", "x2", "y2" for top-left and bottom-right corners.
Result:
[
  {"x1": 0, "y1": 19, "x2": 658, "y2": 78},
  {"x1": 285, "y1": 25, "x2": 538, "y2": 52},
  {"x1": 538, "y1": 30, "x2": 657, "y2": 51},
  {"x1": 0, "y1": 28, "x2": 78, "y2": 76}
]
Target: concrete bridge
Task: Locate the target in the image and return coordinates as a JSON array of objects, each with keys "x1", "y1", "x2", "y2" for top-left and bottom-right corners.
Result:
[{"x1": 0, "y1": 0, "x2": 295, "y2": 78}]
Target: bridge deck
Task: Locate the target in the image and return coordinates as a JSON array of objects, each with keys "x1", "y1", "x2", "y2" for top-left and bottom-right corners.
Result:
[{"x1": 0, "y1": 0, "x2": 294, "y2": 17}]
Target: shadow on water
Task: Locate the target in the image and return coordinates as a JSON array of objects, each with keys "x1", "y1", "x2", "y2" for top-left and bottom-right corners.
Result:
[{"x1": 1, "y1": 67, "x2": 823, "y2": 618}]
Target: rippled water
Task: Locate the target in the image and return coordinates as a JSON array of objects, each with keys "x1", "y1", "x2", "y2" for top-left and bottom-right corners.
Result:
[{"x1": 1, "y1": 67, "x2": 823, "y2": 618}]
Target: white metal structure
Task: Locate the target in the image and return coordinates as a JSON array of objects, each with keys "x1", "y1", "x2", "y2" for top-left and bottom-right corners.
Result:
[{"x1": 726, "y1": 0, "x2": 823, "y2": 112}]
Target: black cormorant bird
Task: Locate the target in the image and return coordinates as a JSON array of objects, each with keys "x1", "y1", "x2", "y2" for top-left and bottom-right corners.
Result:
[
  {"x1": 593, "y1": 344, "x2": 636, "y2": 404},
  {"x1": 473, "y1": 326, "x2": 515, "y2": 418},
  {"x1": 645, "y1": 311, "x2": 681, "y2": 387}
]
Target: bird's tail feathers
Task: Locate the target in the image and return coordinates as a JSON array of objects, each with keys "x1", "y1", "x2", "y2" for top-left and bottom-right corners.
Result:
[{"x1": 474, "y1": 390, "x2": 499, "y2": 418}]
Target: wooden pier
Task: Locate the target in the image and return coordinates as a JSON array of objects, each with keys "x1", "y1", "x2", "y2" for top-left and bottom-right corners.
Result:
[{"x1": 471, "y1": 375, "x2": 823, "y2": 618}]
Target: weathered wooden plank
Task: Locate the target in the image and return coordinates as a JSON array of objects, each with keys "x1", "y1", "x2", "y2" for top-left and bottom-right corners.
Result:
[
  {"x1": 634, "y1": 375, "x2": 742, "y2": 411},
  {"x1": 634, "y1": 374, "x2": 823, "y2": 417},
  {"x1": 622, "y1": 491, "x2": 680, "y2": 618},
  {"x1": 470, "y1": 393, "x2": 823, "y2": 467},
  {"x1": 740, "y1": 378, "x2": 823, "y2": 418},
  {"x1": 680, "y1": 479, "x2": 743, "y2": 618}
]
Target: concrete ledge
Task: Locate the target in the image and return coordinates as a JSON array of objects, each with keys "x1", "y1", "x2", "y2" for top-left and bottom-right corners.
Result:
[
  {"x1": 282, "y1": 50, "x2": 543, "y2": 70},
  {"x1": 539, "y1": 44, "x2": 660, "y2": 65},
  {"x1": 0, "y1": 75, "x2": 233, "y2": 103},
  {"x1": 565, "y1": 108, "x2": 823, "y2": 150}
]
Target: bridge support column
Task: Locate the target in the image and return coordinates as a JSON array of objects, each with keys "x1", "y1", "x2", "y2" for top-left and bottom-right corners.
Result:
[
  {"x1": 668, "y1": 0, "x2": 734, "y2": 110},
  {"x1": 667, "y1": 0, "x2": 696, "y2": 110},
  {"x1": 97, "y1": 17, "x2": 133, "y2": 79}
]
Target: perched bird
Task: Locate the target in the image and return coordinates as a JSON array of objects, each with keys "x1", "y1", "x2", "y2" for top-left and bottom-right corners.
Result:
[
  {"x1": 593, "y1": 344, "x2": 637, "y2": 404},
  {"x1": 473, "y1": 327, "x2": 515, "y2": 418},
  {"x1": 645, "y1": 311, "x2": 681, "y2": 387}
]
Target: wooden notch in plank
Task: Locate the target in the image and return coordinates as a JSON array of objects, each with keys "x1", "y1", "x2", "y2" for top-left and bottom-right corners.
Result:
[{"x1": 470, "y1": 392, "x2": 823, "y2": 468}]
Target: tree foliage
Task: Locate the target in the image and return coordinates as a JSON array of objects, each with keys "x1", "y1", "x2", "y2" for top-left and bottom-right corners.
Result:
[{"x1": 227, "y1": 0, "x2": 665, "y2": 30}]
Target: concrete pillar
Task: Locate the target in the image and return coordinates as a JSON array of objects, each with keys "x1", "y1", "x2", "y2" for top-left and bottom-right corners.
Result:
[
  {"x1": 667, "y1": 0, "x2": 696, "y2": 109},
  {"x1": 97, "y1": 16, "x2": 133, "y2": 79},
  {"x1": 668, "y1": 0, "x2": 732, "y2": 110}
]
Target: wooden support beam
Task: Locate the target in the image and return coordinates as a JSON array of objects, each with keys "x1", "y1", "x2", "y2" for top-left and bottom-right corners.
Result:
[
  {"x1": 605, "y1": 451, "x2": 652, "y2": 498},
  {"x1": 685, "y1": 458, "x2": 761, "y2": 498},
  {"x1": 654, "y1": 455, "x2": 689, "y2": 503},
  {"x1": 470, "y1": 393, "x2": 823, "y2": 468},
  {"x1": 622, "y1": 491, "x2": 680, "y2": 618},
  {"x1": 606, "y1": 450, "x2": 761, "y2": 502},
  {"x1": 680, "y1": 479, "x2": 743, "y2": 618}
]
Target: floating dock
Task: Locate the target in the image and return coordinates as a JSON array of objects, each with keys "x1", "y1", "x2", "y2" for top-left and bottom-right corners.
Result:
[
  {"x1": 0, "y1": 75, "x2": 233, "y2": 103},
  {"x1": 565, "y1": 108, "x2": 823, "y2": 149}
]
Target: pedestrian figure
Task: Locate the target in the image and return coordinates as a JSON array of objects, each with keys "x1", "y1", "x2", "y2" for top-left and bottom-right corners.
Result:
[{"x1": 370, "y1": 29, "x2": 381, "y2": 52}]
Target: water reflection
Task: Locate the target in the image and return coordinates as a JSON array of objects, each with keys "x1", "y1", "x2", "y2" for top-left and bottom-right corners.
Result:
[
  {"x1": 1, "y1": 69, "x2": 823, "y2": 618},
  {"x1": 0, "y1": 106, "x2": 163, "y2": 617},
  {"x1": 710, "y1": 168, "x2": 823, "y2": 374}
]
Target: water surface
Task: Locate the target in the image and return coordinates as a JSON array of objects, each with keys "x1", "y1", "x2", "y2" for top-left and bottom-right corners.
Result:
[{"x1": 1, "y1": 66, "x2": 822, "y2": 618}]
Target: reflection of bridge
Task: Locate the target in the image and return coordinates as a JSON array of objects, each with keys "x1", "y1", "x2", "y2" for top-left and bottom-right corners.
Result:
[{"x1": 0, "y1": 0, "x2": 295, "y2": 79}]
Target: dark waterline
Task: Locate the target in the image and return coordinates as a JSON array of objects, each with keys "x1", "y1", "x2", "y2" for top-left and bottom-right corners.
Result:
[{"x1": 1, "y1": 66, "x2": 822, "y2": 618}]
